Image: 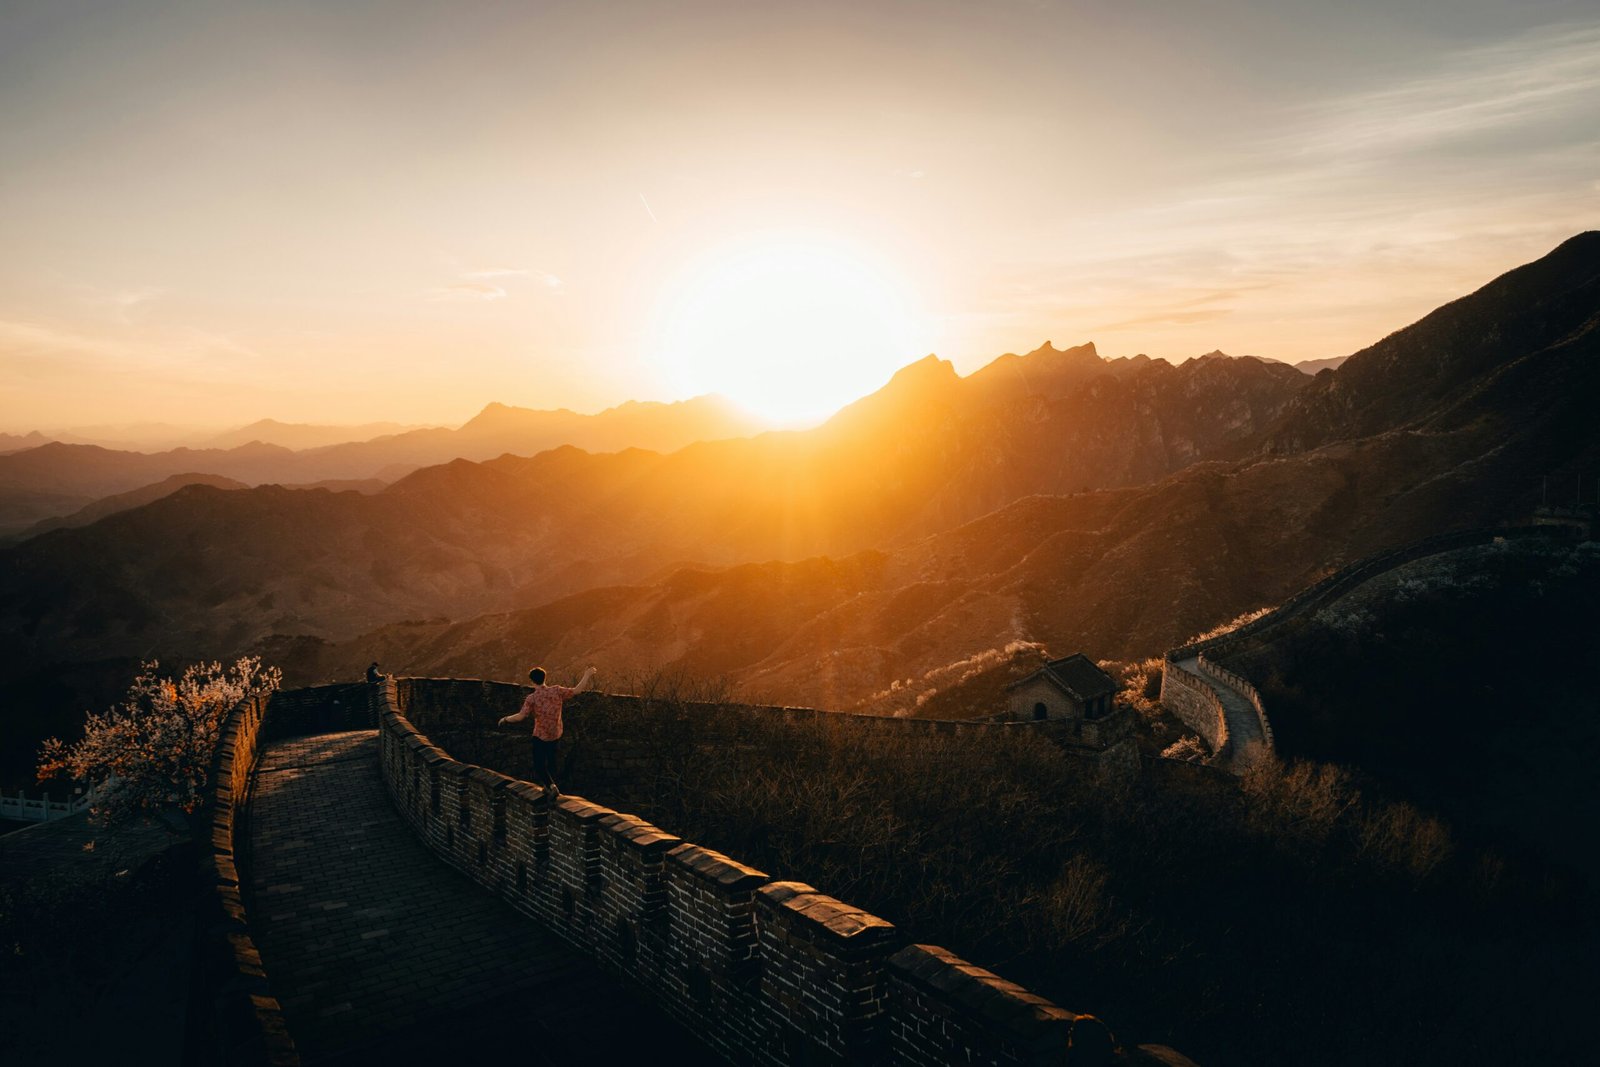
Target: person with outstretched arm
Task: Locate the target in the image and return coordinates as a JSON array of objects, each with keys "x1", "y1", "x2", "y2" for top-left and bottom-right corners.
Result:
[{"x1": 497, "y1": 665, "x2": 596, "y2": 796}]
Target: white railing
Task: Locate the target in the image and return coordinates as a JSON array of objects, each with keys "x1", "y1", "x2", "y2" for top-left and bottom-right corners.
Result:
[{"x1": 0, "y1": 788, "x2": 92, "y2": 823}]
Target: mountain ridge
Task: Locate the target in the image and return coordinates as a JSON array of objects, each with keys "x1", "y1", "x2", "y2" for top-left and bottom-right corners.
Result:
[{"x1": 3, "y1": 232, "x2": 1595, "y2": 726}]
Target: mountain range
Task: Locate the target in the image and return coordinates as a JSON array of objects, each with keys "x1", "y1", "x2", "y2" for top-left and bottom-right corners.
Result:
[
  {"x1": 306, "y1": 232, "x2": 1600, "y2": 708},
  {"x1": 0, "y1": 394, "x2": 768, "y2": 537},
  {"x1": 1, "y1": 232, "x2": 1596, "y2": 756}
]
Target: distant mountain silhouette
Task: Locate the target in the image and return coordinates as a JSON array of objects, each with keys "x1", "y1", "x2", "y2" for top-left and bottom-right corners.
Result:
[
  {"x1": 0, "y1": 335, "x2": 1309, "y2": 695},
  {"x1": 0, "y1": 486, "x2": 92, "y2": 540},
  {"x1": 0, "y1": 394, "x2": 768, "y2": 520},
  {"x1": 1292, "y1": 356, "x2": 1348, "y2": 375},
  {"x1": 200, "y1": 418, "x2": 432, "y2": 451},
  {"x1": 21, "y1": 473, "x2": 249, "y2": 538},
  {"x1": 0, "y1": 430, "x2": 53, "y2": 455},
  {"x1": 1265, "y1": 231, "x2": 1600, "y2": 452}
]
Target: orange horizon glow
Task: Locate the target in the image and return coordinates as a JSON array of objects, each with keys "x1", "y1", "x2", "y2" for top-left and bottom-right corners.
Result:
[{"x1": 1, "y1": 6, "x2": 1596, "y2": 434}]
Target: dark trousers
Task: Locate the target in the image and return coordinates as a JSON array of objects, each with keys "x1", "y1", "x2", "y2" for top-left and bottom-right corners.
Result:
[{"x1": 531, "y1": 737, "x2": 560, "y2": 789}]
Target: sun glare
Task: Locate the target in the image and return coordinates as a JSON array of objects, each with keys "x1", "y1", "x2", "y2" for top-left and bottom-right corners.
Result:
[{"x1": 655, "y1": 235, "x2": 929, "y2": 425}]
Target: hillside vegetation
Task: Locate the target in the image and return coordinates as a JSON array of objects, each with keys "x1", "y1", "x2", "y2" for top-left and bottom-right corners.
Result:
[
  {"x1": 539, "y1": 692, "x2": 1591, "y2": 1066},
  {"x1": 1220, "y1": 537, "x2": 1600, "y2": 880}
]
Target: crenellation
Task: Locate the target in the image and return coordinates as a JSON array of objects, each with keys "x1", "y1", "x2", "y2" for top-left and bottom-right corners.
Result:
[
  {"x1": 593, "y1": 811, "x2": 683, "y2": 983},
  {"x1": 885, "y1": 943, "x2": 1079, "y2": 1067},
  {"x1": 756, "y1": 880, "x2": 900, "y2": 1064}
]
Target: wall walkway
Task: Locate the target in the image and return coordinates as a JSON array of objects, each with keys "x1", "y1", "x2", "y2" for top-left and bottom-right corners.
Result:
[
  {"x1": 1160, "y1": 524, "x2": 1551, "y2": 773},
  {"x1": 244, "y1": 729, "x2": 707, "y2": 1064},
  {"x1": 1167, "y1": 656, "x2": 1263, "y2": 773}
]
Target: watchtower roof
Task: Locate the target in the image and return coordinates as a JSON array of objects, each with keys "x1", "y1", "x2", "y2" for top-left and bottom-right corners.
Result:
[{"x1": 1005, "y1": 654, "x2": 1116, "y2": 701}]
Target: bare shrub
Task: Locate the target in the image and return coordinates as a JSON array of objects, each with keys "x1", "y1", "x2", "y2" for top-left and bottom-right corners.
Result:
[
  {"x1": 1160, "y1": 735, "x2": 1208, "y2": 763},
  {"x1": 1241, "y1": 753, "x2": 1360, "y2": 850},
  {"x1": 1356, "y1": 799, "x2": 1454, "y2": 884},
  {"x1": 1185, "y1": 607, "x2": 1273, "y2": 646},
  {"x1": 615, "y1": 667, "x2": 737, "y2": 705},
  {"x1": 1032, "y1": 853, "x2": 1126, "y2": 949}
]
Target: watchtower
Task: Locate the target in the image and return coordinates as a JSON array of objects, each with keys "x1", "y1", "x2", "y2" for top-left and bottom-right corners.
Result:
[{"x1": 1005, "y1": 654, "x2": 1116, "y2": 722}]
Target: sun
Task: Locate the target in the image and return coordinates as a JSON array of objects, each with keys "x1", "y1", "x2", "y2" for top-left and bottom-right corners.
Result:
[{"x1": 654, "y1": 234, "x2": 930, "y2": 425}]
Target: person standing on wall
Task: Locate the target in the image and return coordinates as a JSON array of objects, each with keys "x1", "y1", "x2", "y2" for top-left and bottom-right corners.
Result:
[{"x1": 497, "y1": 665, "x2": 597, "y2": 796}]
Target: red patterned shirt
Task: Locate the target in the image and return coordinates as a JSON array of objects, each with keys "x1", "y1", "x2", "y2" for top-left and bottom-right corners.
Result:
[{"x1": 518, "y1": 684, "x2": 578, "y2": 741}]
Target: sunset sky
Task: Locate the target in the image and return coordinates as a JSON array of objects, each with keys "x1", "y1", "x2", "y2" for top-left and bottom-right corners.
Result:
[{"x1": 1, "y1": 0, "x2": 1596, "y2": 432}]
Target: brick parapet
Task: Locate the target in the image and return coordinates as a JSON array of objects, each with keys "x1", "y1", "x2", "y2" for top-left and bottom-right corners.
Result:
[
  {"x1": 260, "y1": 682, "x2": 372, "y2": 740},
  {"x1": 371, "y1": 677, "x2": 1126, "y2": 1066},
  {"x1": 885, "y1": 943, "x2": 1084, "y2": 1066},
  {"x1": 191, "y1": 688, "x2": 299, "y2": 1066},
  {"x1": 1167, "y1": 525, "x2": 1550, "y2": 665},
  {"x1": 408, "y1": 679, "x2": 1137, "y2": 803},
  {"x1": 1195, "y1": 656, "x2": 1275, "y2": 754},
  {"x1": 757, "y1": 881, "x2": 900, "y2": 1063}
]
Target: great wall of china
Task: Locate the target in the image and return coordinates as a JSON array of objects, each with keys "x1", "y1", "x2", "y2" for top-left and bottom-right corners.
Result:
[
  {"x1": 191, "y1": 678, "x2": 1185, "y2": 1066},
  {"x1": 101, "y1": 523, "x2": 1580, "y2": 1062},
  {"x1": 1159, "y1": 524, "x2": 1553, "y2": 773}
]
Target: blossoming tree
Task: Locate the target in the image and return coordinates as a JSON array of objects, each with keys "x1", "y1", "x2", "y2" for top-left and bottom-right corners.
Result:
[{"x1": 36, "y1": 657, "x2": 281, "y2": 824}]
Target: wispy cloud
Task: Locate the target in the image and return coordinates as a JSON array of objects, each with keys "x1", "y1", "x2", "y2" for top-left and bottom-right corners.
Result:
[
  {"x1": 75, "y1": 285, "x2": 167, "y2": 325},
  {"x1": 965, "y1": 20, "x2": 1600, "y2": 362},
  {"x1": 0, "y1": 316, "x2": 257, "y2": 373},
  {"x1": 106, "y1": 286, "x2": 166, "y2": 324},
  {"x1": 1286, "y1": 22, "x2": 1600, "y2": 160},
  {"x1": 463, "y1": 267, "x2": 529, "y2": 280},
  {"x1": 431, "y1": 266, "x2": 563, "y2": 301},
  {"x1": 1094, "y1": 308, "x2": 1233, "y2": 331},
  {"x1": 430, "y1": 281, "x2": 508, "y2": 302}
]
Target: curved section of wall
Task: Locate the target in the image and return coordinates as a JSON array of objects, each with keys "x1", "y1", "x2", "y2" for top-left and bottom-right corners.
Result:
[
  {"x1": 191, "y1": 690, "x2": 299, "y2": 1066},
  {"x1": 373, "y1": 677, "x2": 1123, "y2": 1066},
  {"x1": 1162, "y1": 525, "x2": 1551, "y2": 763},
  {"x1": 1195, "y1": 656, "x2": 1274, "y2": 757},
  {"x1": 1156, "y1": 664, "x2": 1229, "y2": 757},
  {"x1": 1171, "y1": 525, "x2": 1549, "y2": 663}
]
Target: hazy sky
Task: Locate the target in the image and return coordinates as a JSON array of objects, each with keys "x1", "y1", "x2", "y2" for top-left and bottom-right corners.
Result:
[{"x1": 2, "y1": 0, "x2": 1596, "y2": 430}]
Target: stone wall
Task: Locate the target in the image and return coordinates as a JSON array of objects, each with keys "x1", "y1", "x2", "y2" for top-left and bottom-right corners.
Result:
[
  {"x1": 1156, "y1": 666, "x2": 1228, "y2": 755},
  {"x1": 1159, "y1": 525, "x2": 1553, "y2": 762},
  {"x1": 1195, "y1": 657, "x2": 1273, "y2": 758},
  {"x1": 1168, "y1": 525, "x2": 1550, "y2": 665},
  {"x1": 374, "y1": 677, "x2": 1132, "y2": 1066},
  {"x1": 261, "y1": 682, "x2": 373, "y2": 740},
  {"x1": 397, "y1": 677, "x2": 1137, "y2": 809},
  {"x1": 191, "y1": 689, "x2": 298, "y2": 1066}
]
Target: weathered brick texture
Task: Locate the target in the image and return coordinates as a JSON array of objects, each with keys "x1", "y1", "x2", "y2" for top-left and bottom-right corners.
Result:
[
  {"x1": 886, "y1": 943, "x2": 1081, "y2": 1066},
  {"x1": 372, "y1": 677, "x2": 1129, "y2": 1066}
]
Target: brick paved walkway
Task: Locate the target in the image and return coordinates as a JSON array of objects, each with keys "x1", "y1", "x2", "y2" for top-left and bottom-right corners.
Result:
[{"x1": 247, "y1": 731, "x2": 703, "y2": 1064}]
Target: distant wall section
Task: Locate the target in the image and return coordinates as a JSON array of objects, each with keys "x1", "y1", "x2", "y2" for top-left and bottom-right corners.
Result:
[
  {"x1": 1160, "y1": 525, "x2": 1553, "y2": 764},
  {"x1": 397, "y1": 678, "x2": 1137, "y2": 808}
]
